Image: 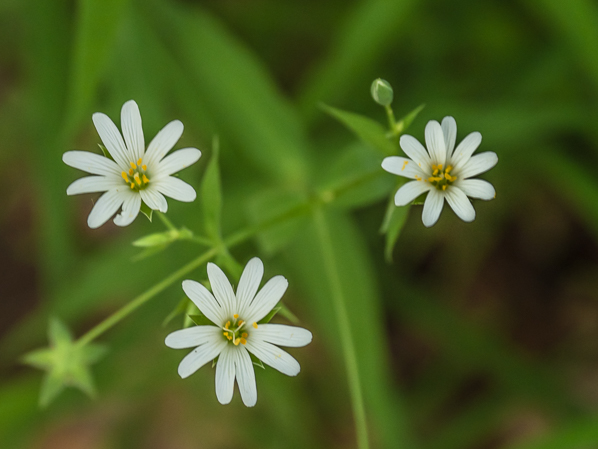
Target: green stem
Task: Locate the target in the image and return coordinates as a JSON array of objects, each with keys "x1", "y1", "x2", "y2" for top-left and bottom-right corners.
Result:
[
  {"x1": 76, "y1": 247, "x2": 218, "y2": 347},
  {"x1": 385, "y1": 104, "x2": 397, "y2": 132},
  {"x1": 157, "y1": 211, "x2": 177, "y2": 231},
  {"x1": 313, "y1": 207, "x2": 369, "y2": 449}
]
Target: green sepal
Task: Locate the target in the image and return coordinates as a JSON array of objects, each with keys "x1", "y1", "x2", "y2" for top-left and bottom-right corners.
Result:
[
  {"x1": 381, "y1": 197, "x2": 410, "y2": 263},
  {"x1": 131, "y1": 244, "x2": 169, "y2": 262},
  {"x1": 391, "y1": 103, "x2": 425, "y2": 137},
  {"x1": 201, "y1": 136, "x2": 222, "y2": 243},
  {"x1": 163, "y1": 297, "x2": 192, "y2": 327},
  {"x1": 278, "y1": 304, "x2": 300, "y2": 324},
  {"x1": 187, "y1": 314, "x2": 214, "y2": 327},
  {"x1": 22, "y1": 317, "x2": 107, "y2": 408},
  {"x1": 259, "y1": 303, "x2": 282, "y2": 324},
  {"x1": 321, "y1": 103, "x2": 396, "y2": 156},
  {"x1": 183, "y1": 299, "x2": 202, "y2": 328},
  {"x1": 140, "y1": 202, "x2": 153, "y2": 222},
  {"x1": 250, "y1": 353, "x2": 265, "y2": 370},
  {"x1": 211, "y1": 356, "x2": 219, "y2": 368},
  {"x1": 98, "y1": 144, "x2": 114, "y2": 161}
]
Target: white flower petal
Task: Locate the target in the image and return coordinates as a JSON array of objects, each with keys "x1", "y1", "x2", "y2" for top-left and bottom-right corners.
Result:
[
  {"x1": 66, "y1": 175, "x2": 121, "y2": 195},
  {"x1": 215, "y1": 345, "x2": 236, "y2": 404},
  {"x1": 246, "y1": 339, "x2": 300, "y2": 376},
  {"x1": 399, "y1": 135, "x2": 431, "y2": 169},
  {"x1": 87, "y1": 189, "x2": 126, "y2": 229},
  {"x1": 450, "y1": 131, "x2": 482, "y2": 171},
  {"x1": 156, "y1": 148, "x2": 201, "y2": 176},
  {"x1": 182, "y1": 280, "x2": 226, "y2": 325},
  {"x1": 441, "y1": 116, "x2": 457, "y2": 158},
  {"x1": 207, "y1": 263, "x2": 236, "y2": 319},
  {"x1": 177, "y1": 335, "x2": 226, "y2": 379},
  {"x1": 63, "y1": 151, "x2": 121, "y2": 176},
  {"x1": 381, "y1": 156, "x2": 428, "y2": 180},
  {"x1": 252, "y1": 324, "x2": 312, "y2": 348},
  {"x1": 458, "y1": 152, "x2": 498, "y2": 179},
  {"x1": 113, "y1": 191, "x2": 141, "y2": 227},
  {"x1": 394, "y1": 180, "x2": 432, "y2": 206},
  {"x1": 121, "y1": 100, "x2": 145, "y2": 162},
  {"x1": 145, "y1": 120, "x2": 184, "y2": 168},
  {"x1": 425, "y1": 120, "x2": 446, "y2": 166},
  {"x1": 165, "y1": 325, "x2": 222, "y2": 349},
  {"x1": 456, "y1": 179, "x2": 495, "y2": 200},
  {"x1": 153, "y1": 177, "x2": 196, "y2": 202},
  {"x1": 422, "y1": 188, "x2": 444, "y2": 228},
  {"x1": 92, "y1": 112, "x2": 131, "y2": 170},
  {"x1": 139, "y1": 188, "x2": 168, "y2": 212},
  {"x1": 235, "y1": 347, "x2": 257, "y2": 407},
  {"x1": 237, "y1": 257, "x2": 264, "y2": 318},
  {"x1": 245, "y1": 275, "x2": 288, "y2": 325},
  {"x1": 445, "y1": 186, "x2": 476, "y2": 222}
]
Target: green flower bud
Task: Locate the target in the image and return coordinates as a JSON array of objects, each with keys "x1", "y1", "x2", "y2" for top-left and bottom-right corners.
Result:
[{"x1": 370, "y1": 78, "x2": 394, "y2": 106}]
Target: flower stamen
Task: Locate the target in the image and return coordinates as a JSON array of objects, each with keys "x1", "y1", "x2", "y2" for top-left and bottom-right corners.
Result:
[
  {"x1": 429, "y1": 164, "x2": 457, "y2": 191},
  {"x1": 122, "y1": 158, "x2": 150, "y2": 191}
]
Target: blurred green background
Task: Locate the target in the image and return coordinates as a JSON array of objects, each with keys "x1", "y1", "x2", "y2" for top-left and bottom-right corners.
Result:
[{"x1": 2, "y1": 0, "x2": 598, "y2": 448}]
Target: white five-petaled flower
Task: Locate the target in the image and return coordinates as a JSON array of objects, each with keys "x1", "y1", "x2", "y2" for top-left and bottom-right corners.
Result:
[
  {"x1": 165, "y1": 257, "x2": 312, "y2": 407},
  {"x1": 63, "y1": 100, "x2": 201, "y2": 228},
  {"x1": 382, "y1": 116, "x2": 498, "y2": 227}
]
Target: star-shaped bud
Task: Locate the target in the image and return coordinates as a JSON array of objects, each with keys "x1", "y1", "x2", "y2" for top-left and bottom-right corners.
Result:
[{"x1": 22, "y1": 318, "x2": 107, "y2": 407}]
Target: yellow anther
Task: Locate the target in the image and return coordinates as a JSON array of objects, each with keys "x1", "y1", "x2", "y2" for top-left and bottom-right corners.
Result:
[
  {"x1": 240, "y1": 338, "x2": 247, "y2": 345},
  {"x1": 121, "y1": 171, "x2": 128, "y2": 181},
  {"x1": 442, "y1": 185, "x2": 447, "y2": 191},
  {"x1": 445, "y1": 165, "x2": 453, "y2": 173},
  {"x1": 130, "y1": 183, "x2": 135, "y2": 189},
  {"x1": 142, "y1": 164, "x2": 147, "y2": 171},
  {"x1": 233, "y1": 338, "x2": 241, "y2": 346},
  {"x1": 242, "y1": 333, "x2": 248, "y2": 338},
  {"x1": 142, "y1": 174, "x2": 150, "y2": 184},
  {"x1": 433, "y1": 169, "x2": 439, "y2": 176},
  {"x1": 226, "y1": 334, "x2": 232, "y2": 341},
  {"x1": 401, "y1": 160, "x2": 408, "y2": 171},
  {"x1": 252, "y1": 322, "x2": 258, "y2": 329},
  {"x1": 233, "y1": 314, "x2": 239, "y2": 319},
  {"x1": 134, "y1": 173, "x2": 142, "y2": 185},
  {"x1": 129, "y1": 168, "x2": 134, "y2": 176},
  {"x1": 137, "y1": 158, "x2": 143, "y2": 165},
  {"x1": 238, "y1": 320, "x2": 244, "y2": 326},
  {"x1": 225, "y1": 321, "x2": 230, "y2": 329},
  {"x1": 223, "y1": 332, "x2": 228, "y2": 337},
  {"x1": 130, "y1": 161, "x2": 137, "y2": 169}
]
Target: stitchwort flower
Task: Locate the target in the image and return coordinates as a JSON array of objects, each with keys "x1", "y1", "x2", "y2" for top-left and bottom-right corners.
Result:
[
  {"x1": 63, "y1": 100, "x2": 201, "y2": 228},
  {"x1": 382, "y1": 116, "x2": 498, "y2": 227},
  {"x1": 165, "y1": 257, "x2": 312, "y2": 407}
]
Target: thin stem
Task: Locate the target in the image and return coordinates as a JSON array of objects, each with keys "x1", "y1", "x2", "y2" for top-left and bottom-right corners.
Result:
[
  {"x1": 313, "y1": 207, "x2": 369, "y2": 449},
  {"x1": 76, "y1": 247, "x2": 218, "y2": 347},
  {"x1": 385, "y1": 104, "x2": 397, "y2": 132},
  {"x1": 157, "y1": 211, "x2": 177, "y2": 231}
]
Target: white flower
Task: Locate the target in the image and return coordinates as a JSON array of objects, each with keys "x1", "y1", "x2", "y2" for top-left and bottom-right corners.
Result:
[
  {"x1": 165, "y1": 257, "x2": 312, "y2": 407},
  {"x1": 63, "y1": 100, "x2": 201, "y2": 228},
  {"x1": 382, "y1": 116, "x2": 498, "y2": 227}
]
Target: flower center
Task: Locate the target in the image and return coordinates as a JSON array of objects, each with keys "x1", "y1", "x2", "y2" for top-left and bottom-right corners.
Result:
[
  {"x1": 222, "y1": 314, "x2": 259, "y2": 346},
  {"x1": 427, "y1": 164, "x2": 457, "y2": 191},
  {"x1": 121, "y1": 158, "x2": 150, "y2": 191}
]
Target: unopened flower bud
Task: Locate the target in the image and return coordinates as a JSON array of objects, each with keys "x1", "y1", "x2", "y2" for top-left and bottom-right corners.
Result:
[{"x1": 371, "y1": 78, "x2": 393, "y2": 106}]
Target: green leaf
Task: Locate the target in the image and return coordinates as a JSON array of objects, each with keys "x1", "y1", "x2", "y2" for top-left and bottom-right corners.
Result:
[
  {"x1": 140, "y1": 202, "x2": 153, "y2": 222},
  {"x1": 201, "y1": 137, "x2": 222, "y2": 243},
  {"x1": 393, "y1": 103, "x2": 425, "y2": 136},
  {"x1": 321, "y1": 103, "x2": 396, "y2": 156}
]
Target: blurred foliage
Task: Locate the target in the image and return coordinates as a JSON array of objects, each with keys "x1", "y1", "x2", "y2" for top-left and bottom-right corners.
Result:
[{"x1": 1, "y1": 0, "x2": 598, "y2": 448}]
